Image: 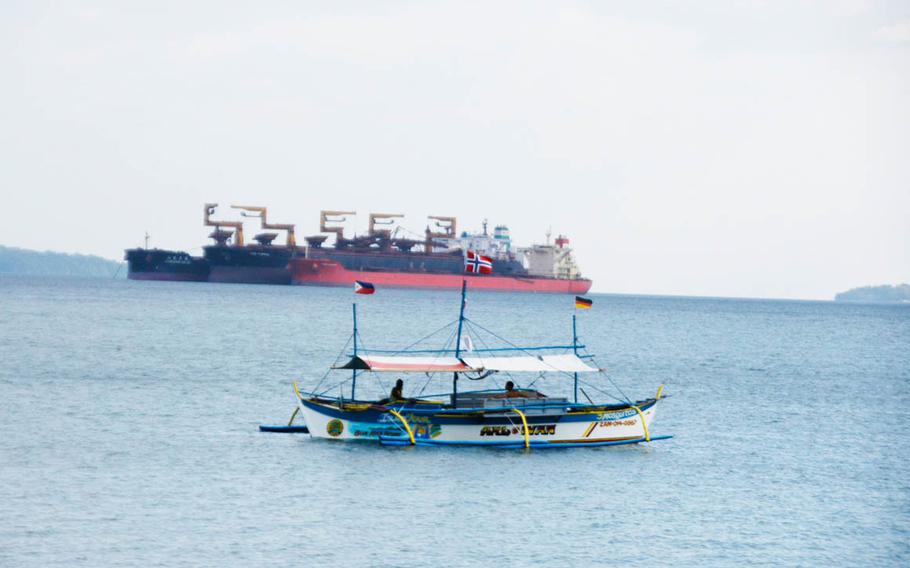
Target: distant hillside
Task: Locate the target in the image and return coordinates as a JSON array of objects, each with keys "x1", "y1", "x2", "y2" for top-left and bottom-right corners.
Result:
[
  {"x1": 0, "y1": 246, "x2": 124, "y2": 278},
  {"x1": 835, "y1": 284, "x2": 910, "y2": 304}
]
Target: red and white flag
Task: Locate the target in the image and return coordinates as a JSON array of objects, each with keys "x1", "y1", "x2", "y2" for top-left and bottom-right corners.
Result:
[{"x1": 464, "y1": 251, "x2": 493, "y2": 274}]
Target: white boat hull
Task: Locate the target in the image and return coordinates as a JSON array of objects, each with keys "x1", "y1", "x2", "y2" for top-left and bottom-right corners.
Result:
[{"x1": 298, "y1": 397, "x2": 661, "y2": 447}]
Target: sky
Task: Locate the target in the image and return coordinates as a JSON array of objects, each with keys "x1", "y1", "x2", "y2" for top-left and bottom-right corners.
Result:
[{"x1": 1, "y1": 1, "x2": 908, "y2": 300}]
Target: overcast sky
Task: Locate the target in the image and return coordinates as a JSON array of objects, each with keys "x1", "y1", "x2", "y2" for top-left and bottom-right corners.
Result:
[{"x1": 1, "y1": 1, "x2": 908, "y2": 299}]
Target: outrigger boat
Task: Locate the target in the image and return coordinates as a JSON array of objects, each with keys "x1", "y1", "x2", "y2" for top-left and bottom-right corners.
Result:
[{"x1": 283, "y1": 282, "x2": 671, "y2": 449}]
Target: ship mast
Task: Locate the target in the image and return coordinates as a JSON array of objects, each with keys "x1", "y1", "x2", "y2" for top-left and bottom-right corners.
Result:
[
  {"x1": 572, "y1": 314, "x2": 579, "y2": 404},
  {"x1": 351, "y1": 303, "x2": 358, "y2": 400},
  {"x1": 453, "y1": 280, "x2": 467, "y2": 406}
]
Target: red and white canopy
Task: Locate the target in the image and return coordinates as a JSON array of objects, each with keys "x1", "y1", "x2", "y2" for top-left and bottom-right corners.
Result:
[{"x1": 334, "y1": 356, "x2": 477, "y2": 373}]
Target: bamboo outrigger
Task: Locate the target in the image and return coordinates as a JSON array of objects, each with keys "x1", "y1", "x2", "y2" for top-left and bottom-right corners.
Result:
[{"x1": 264, "y1": 282, "x2": 671, "y2": 449}]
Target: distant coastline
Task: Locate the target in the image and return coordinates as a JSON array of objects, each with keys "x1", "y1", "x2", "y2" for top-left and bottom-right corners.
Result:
[
  {"x1": 0, "y1": 245, "x2": 124, "y2": 278},
  {"x1": 834, "y1": 284, "x2": 910, "y2": 304}
]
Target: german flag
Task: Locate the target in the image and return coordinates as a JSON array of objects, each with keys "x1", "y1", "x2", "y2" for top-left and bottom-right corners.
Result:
[{"x1": 575, "y1": 296, "x2": 593, "y2": 309}]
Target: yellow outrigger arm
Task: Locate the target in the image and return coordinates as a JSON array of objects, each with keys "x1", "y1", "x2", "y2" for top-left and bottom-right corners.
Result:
[
  {"x1": 388, "y1": 409, "x2": 415, "y2": 445},
  {"x1": 632, "y1": 384, "x2": 665, "y2": 443},
  {"x1": 511, "y1": 408, "x2": 530, "y2": 449}
]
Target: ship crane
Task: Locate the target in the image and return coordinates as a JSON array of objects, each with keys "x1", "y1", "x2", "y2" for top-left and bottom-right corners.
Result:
[
  {"x1": 230, "y1": 205, "x2": 297, "y2": 247},
  {"x1": 314, "y1": 210, "x2": 356, "y2": 247},
  {"x1": 369, "y1": 213, "x2": 429, "y2": 252},
  {"x1": 368, "y1": 213, "x2": 404, "y2": 238},
  {"x1": 204, "y1": 203, "x2": 244, "y2": 247},
  {"x1": 425, "y1": 215, "x2": 457, "y2": 253}
]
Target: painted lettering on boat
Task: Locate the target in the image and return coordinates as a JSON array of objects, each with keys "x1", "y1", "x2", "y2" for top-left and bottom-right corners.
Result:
[
  {"x1": 405, "y1": 414, "x2": 432, "y2": 424},
  {"x1": 599, "y1": 419, "x2": 637, "y2": 427},
  {"x1": 352, "y1": 427, "x2": 401, "y2": 438},
  {"x1": 480, "y1": 425, "x2": 556, "y2": 437},
  {"x1": 597, "y1": 409, "x2": 637, "y2": 421}
]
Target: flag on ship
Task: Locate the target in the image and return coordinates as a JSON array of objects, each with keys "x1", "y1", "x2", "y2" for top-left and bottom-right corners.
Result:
[
  {"x1": 354, "y1": 280, "x2": 375, "y2": 295},
  {"x1": 464, "y1": 251, "x2": 493, "y2": 274},
  {"x1": 575, "y1": 296, "x2": 593, "y2": 309}
]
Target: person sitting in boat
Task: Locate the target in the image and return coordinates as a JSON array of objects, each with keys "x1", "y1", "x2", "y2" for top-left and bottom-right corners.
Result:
[
  {"x1": 378, "y1": 379, "x2": 410, "y2": 405},
  {"x1": 496, "y1": 381, "x2": 528, "y2": 398},
  {"x1": 390, "y1": 379, "x2": 405, "y2": 401}
]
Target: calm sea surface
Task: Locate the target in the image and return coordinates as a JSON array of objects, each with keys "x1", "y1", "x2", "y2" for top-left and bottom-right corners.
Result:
[{"x1": 1, "y1": 275, "x2": 908, "y2": 567}]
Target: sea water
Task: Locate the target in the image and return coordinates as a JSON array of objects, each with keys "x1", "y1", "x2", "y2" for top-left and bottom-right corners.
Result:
[{"x1": 1, "y1": 275, "x2": 908, "y2": 567}]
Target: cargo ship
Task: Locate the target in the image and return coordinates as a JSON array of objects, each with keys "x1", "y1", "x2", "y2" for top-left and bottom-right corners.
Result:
[
  {"x1": 291, "y1": 212, "x2": 591, "y2": 294},
  {"x1": 125, "y1": 204, "x2": 300, "y2": 284},
  {"x1": 202, "y1": 204, "x2": 297, "y2": 284},
  {"x1": 124, "y1": 247, "x2": 209, "y2": 282},
  {"x1": 125, "y1": 206, "x2": 592, "y2": 294}
]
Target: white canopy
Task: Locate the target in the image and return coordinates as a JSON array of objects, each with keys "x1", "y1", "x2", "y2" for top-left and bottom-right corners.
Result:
[
  {"x1": 462, "y1": 354, "x2": 597, "y2": 373},
  {"x1": 334, "y1": 353, "x2": 596, "y2": 373}
]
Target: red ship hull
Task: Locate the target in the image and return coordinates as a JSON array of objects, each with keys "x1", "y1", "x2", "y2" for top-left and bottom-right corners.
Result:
[{"x1": 289, "y1": 258, "x2": 592, "y2": 294}]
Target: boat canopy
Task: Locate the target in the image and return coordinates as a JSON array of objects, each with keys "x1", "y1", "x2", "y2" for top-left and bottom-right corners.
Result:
[
  {"x1": 334, "y1": 353, "x2": 596, "y2": 373},
  {"x1": 334, "y1": 356, "x2": 476, "y2": 372},
  {"x1": 463, "y1": 354, "x2": 597, "y2": 373}
]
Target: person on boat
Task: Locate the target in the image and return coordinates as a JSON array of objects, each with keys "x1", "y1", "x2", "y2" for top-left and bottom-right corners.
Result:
[
  {"x1": 497, "y1": 381, "x2": 526, "y2": 398},
  {"x1": 390, "y1": 379, "x2": 405, "y2": 401},
  {"x1": 378, "y1": 379, "x2": 409, "y2": 406}
]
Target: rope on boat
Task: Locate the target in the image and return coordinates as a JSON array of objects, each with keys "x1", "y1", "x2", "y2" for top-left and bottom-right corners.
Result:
[
  {"x1": 462, "y1": 319, "x2": 510, "y2": 389},
  {"x1": 463, "y1": 317, "x2": 578, "y2": 381},
  {"x1": 579, "y1": 387, "x2": 595, "y2": 404},
  {"x1": 387, "y1": 409, "x2": 415, "y2": 445},
  {"x1": 525, "y1": 371, "x2": 546, "y2": 388},
  {"x1": 415, "y1": 324, "x2": 460, "y2": 396},
  {"x1": 355, "y1": 330, "x2": 390, "y2": 395},
  {"x1": 574, "y1": 374, "x2": 630, "y2": 404},
  {"x1": 375, "y1": 318, "x2": 460, "y2": 356},
  {"x1": 312, "y1": 333, "x2": 354, "y2": 395},
  {"x1": 582, "y1": 353, "x2": 631, "y2": 403},
  {"x1": 461, "y1": 318, "x2": 641, "y2": 410}
]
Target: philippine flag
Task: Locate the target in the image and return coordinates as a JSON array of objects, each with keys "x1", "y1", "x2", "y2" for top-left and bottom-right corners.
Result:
[
  {"x1": 354, "y1": 280, "x2": 375, "y2": 294},
  {"x1": 464, "y1": 251, "x2": 493, "y2": 274}
]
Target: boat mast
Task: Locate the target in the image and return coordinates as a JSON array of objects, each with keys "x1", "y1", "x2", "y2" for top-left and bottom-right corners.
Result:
[
  {"x1": 572, "y1": 313, "x2": 578, "y2": 404},
  {"x1": 351, "y1": 303, "x2": 358, "y2": 400},
  {"x1": 453, "y1": 280, "x2": 467, "y2": 405}
]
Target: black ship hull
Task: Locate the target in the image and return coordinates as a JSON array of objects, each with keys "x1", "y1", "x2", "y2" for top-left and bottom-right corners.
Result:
[
  {"x1": 203, "y1": 246, "x2": 295, "y2": 285},
  {"x1": 125, "y1": 249, "x2": 209, "y2": 282}
]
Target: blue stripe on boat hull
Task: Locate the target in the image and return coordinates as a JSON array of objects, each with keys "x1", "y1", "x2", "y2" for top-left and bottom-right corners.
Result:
[{"x1": 300, "y1": 398, "x2": 657, "y2": 426}]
